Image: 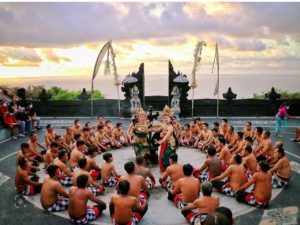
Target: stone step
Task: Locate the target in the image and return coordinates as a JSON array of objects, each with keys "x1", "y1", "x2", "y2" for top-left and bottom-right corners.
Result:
[{"x1": 0, "y1": 127, "x2": 10, "y2": 142}]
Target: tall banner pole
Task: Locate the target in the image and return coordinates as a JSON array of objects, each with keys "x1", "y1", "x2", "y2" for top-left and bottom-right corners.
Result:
[
  {"x1": 110, "y1": 45, "x2": 121, "y2": 117},
  {"x1": 90, "y1": 40, "x2": 112, "y2": 118},
  {"x1": 213, "y1": 43, "x2": 220, "y2": 118}
]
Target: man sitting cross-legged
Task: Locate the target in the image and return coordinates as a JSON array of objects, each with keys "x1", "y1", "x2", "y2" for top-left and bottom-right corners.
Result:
[
  {"x1": 194, "y1": 146, "x2": 222, "y2": 183},
  {"x1": 68, "y1": 174, "x2": 106, "y2": 224},
  {"x1": 269, "y1": 147, "x2": 291, "y2": 188},
  {"x1": 73, "y1": 158, "x2": 105, "y2": 196},
  {"x1": 110, "y1": 180, "x2": 148, "y2": 225},
  {"x1": 241, "y1": 145, "x2": 257, "y2": 180},
  {"x1": 211, "y1": 154, "x2": 246, "y2": 197},
  {"x1": 135, "y1": 156, "x2": 156, "y2": 190},
  {"x1": 119, "y1": 161, "x2": 150, "y2": 205},
  {"x1": 69, "y1": 140, "x2": 86, "y2": 170},
  {"x1": 181, "y1": 182, "x2": 220, "y2": 225},
  {"x1": 53, "y1": 150, "x2": 73, "y2": 187},
  {"x1": 86, "y1": 147, "x2": 102, "y2": 181},
  {"x1": 101, "y1": 152, "x2": 121, "y2": 187},
  {"x1": 236, "y1": 160, "x2": 272, "y2": 208},
  {"x1": 159, "y1": 153, "x2": 184, "y2": 191},
  {"x1": 40, "y1": 165, "x2": 69, "y2": 212},
  {"x1": 15, "y1": 157, "x2": 43, "y2": 196},
  {"x1": 168, "y1": 164, "x2": 201, "y2": 209}
]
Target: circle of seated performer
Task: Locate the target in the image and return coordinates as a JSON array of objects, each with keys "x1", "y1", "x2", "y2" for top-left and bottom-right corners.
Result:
[
  {"x1": 101, "y1": 152, "x2": 121, "y2": 187},
  {"x1": 53, "y1": 150, "x2": 74, "y2": 187},
  {"x1": 236, "y1": 160, "x2": 272, "y2": 208},
  {"x1": 68, "y1": 174, "x2": 106, "y2": 224},
  {"x1": 73, "y1": 158, "x2": 105, "y2": 196},
  {"x1": 135, "y1": 156, "x2": 156, "y2": 190},
  {"x1": 181, "y1": 182, "x2": 220, "y2": 225},
  {"x1": 110, "y1": 180, "x2": 148, "y2": 225},
  {"x1": 210, "y1": 154, "x2": 246, "y2": 197},
  {"x1": 215, "y1": 207, "x2": 234, "y2": 225},
  {"x1": 15, "y1": 157, "x2": 43, "y2": 196},
  {"x1": 40, "y1": 165, "x2": 69, "y2": 212},
  {"x1": 119, "y1": 162, "x2": 150, "y2": 205},
  {"x1": 269, "y1": 147, "x2": 291, "y2": 188},
  {"x1": 159, "y1": 153, "x2": 184, "y2": 191},
  {"x1": 168, "y1": 164, "x2": 201, "y2": 209}
]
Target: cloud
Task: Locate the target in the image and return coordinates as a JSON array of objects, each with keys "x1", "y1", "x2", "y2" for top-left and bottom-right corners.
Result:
[
  {"x1": 235, "y1": 39, "x2": 266, "y2": 51},
  {"x1": 41, "y1": 49, "x2": 71, "y2": 63}
]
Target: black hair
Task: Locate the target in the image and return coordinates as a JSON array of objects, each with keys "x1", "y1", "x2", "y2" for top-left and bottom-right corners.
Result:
[
  {"x1": 214, "y1": 122, "x2": 219, "y2": 127},
  {"x1": 233, "y1": 154, "x2": 242, "y2": 164},
  {"x1": 169, "y1": 152, "x2": 178, "y2": 162},
  {"x1": 105, "y1": 120, "x2": 111, "y2": 124},
  {"x1": 229, "y1": 126, "x2": 234, "y2": 131},
  {"x1": 277, "y1": 147, "x2": 285, "y2": 156},
  {"x1": 118, "y1": 180, "x2": 130, "y2": 195},
  {"x1": 218, "y1": 137, "x2": 226, "y2": 145},
  {"x1": 21, "y1": 143, "x2": 29, "y2": 149},
  {"x1": 85, "y1": 122, "x2": 90, "y2": 127},
  {"x1": 184, "y1": 124, "x2": 190, "y2": 129},
  {"x1": 103, "y1": 152, "x2": 112, "y2": 162},
  {"x1": 29, "y1": 132, "x2": 36, "y2": 138},
  {"x1": 212, "y1": 128, "x2": 218, "y2": 133},
  {"x1": 18, "y1": 157, "x2": 27, "y2": 167},
  {"x1": 136, "y1": 155, "x2": 144, "y2": 165},
  {"x1": 74, "y1": 119, "x2": 80, "y2": 124},
  {"x1": 76, "y1": 140, "x2": 85, "y2": 147},
  {"x1": 47, "y1": 165, "x2": 59, "y2": 177},
  {"x1": 97, "y1": 125, "x2": 104, "y2": 130},
  {"x1": 46, "y1": 124, "x2": 52, "y2": 129},
  {"x1": 124, "y1": 161, "x2": 135, "y2": 174},
  {"x1": 183, "y1": 164, "x2": 193, "y2": 176},
  {"x1": 222, "y1": 118, "x2": 228, "y2": 123},
  {"x1": 246, "y1": 121, "x2": 252, "y2": 126},
  {"x1": 204, "y1": 213, "x2": 231, "y2": 225},
  {"x1": 244, "y1": 136, "x2": 253, "y2": 144},
  {"x1": 256, "y1": 127, "x2": 263, "y2": 134},
  {"x1": 58, "y1": 150, "x2": 67, "y2": 159},
  {"x1": 237, "y1": 131, "x2": 244, "y2": 139},
  {"x1": 82, "y1": 127, "x2": 90, "y2": 132},
  {"x1": 215, "y1": 207, "x2": 233, "y2": 225},
  {"x1": 203, "y1": 123, "x2": 209, "y2": 127},
  {"x1": 259, "y1": 160, "x2": 270, "y2": 172},
  {"x1": 50, "y1": 141, "x2": 59, "y2": 148},
  {"x1": 207, "y1": 146, "x2": 217, "y2": 156},
  {"x1": 116, "y1": 122, "x2": 122, "y2": 128},
  {"x1": 77, "y1": 174, "x2": 89, "y2": 188},
  {"x1": 74, "y1": 134, "x2": 81, "y2": 140},
  {"x1": 88, "y1": 146, "x2": 98, "y2": 155},
  {"x1": 264, "y1": 130, "x2": 270, "y2": 137},
  {"x1": 78, "y1": 157, "x2": 87, "y2": 169},
  {"x1": 244, "y1": 145, "x2": 252, "y2": 154}
]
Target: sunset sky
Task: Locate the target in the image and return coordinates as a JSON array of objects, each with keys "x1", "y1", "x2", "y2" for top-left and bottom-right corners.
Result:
[{"x1": 0, "y1": 2, "x2": 300, "y2": 79}]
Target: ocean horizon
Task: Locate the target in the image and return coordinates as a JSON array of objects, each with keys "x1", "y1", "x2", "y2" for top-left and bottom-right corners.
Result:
[{"x1": 1, "y1": 74, "x2": 299, "y2": 100}]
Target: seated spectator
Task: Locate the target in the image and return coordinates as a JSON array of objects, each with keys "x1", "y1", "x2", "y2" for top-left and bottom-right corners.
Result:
[
  {"x1": 27, "y1": 102, "x2": 42, "y2": 130},
  {"x1": 3, "y1": 108, "x2": 24, "y2": 139}
]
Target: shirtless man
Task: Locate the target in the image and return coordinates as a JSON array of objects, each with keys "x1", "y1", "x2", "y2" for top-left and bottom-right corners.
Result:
[
  {"x1": 253, "y1": 127, "x2": 263, "y2": 149},
  {"x1": 269, "y1": 147, "x2": 291, "y2": 188},
  {"x1": 85, "y1": 122, "x2": 96, "y2": 137},
  {"x1": 181, "y1": 182, "x2": 220, "y2": 225},
  {"x1": 63, "y1": 127, "x2": 75, "y2": 149},
  {"x1": 159, "y1": 153, "x2": 184, "y2": 190},
  {"x1": 28, "y1": 132, "x2": 47, "y2": 162},
  {"x1": 86, "y1": 147, "x2": 102, "y2": 181},
  {"x1": 110, "y1": 180, "x2": 148, "y2": 225},
  {"x1": 236, "y1": 160, "x2": 272, "y2": 208},
  {"x1": 94, "y1": 125, "x2": 110, "y2": 151},
  {"x1": 82, "y1": 127, "x2": 98, "y2": 150},
  {"x1": 179, "y1": 124, "x2": 191, "y2": 147},
  {"x1": 194, "y1": 146, "x2": 222, "y2": 183},
  {"x1": 55, "y1": 135, "x2": 71, "y2": 152},
  {"x1": 135, "y1": 156, "x2": 156, "y2": 190},
  {"x1": 68, "y1": 174, "x2": 106, "y2": 224},
  {"x1": 172, "y1": 116, "x2": 182, "y2": 140},
  {"x1": 189, "y1": 120, "x2": 200, "y2": 146},
  {"x1": 69, "y1": 140, "x2": 86, "y2": 169},
  {"x1": 72, "y1": 119, "x2": 82, "y2": 136},
  {"x1": 53, "y1": 150, "x2": 73, "y2": 187},
  {"x1": 225, "y1": 126, "x2": 237, "y2": 147},
  {"x1": 213, "y1": 122, "x2": 221, "y2": 134},
  {"x1": 73, "y1": 158, "x2": 105, "y2": 196},
  {"x1": 44, "y1": 124, "x2": 56, "y2": 148},
  {"x1": 197, "y1": 123, "x2": 213, "y2": 151},
  {"x1": 241, "y1": 145, "x2": 258, "y2": 180},
  {"x1": 15, "y1": 157, "x2": 43, "y2": 195},
  {"x1": 255, "y1": 130, "x2": 273, "y2": 162},
  {"x1": 169, "y1": 164, "x2": 201, "y2": 209},
  {"x1": 101, "y1": 153, "x2": 121, "y2": 187},
  {"x1": 104, "y1": 120, "x2": 114, "y2": 141},
  {"x1": 95, "y1": 116, "x2": 105, "y2": 129},
  {"x1": 16, "y1": 143, "x2": 40, "y2": 173},
  {"x1": 112, "y1": 123, "x2": 129, "y2": 148},
  {"x1": 211, "y1": 155, "x2": 246, "y2": 197},
  {"x1": 230, "y1": 132, "x2": 244, "y2": 155},
  {"x1": 44, "y1": 142, "x2": 59, "y2": 168},
  {"x1": 269, "y1": 141, "x2": 284, "y2": 165},
  {"x1": 243, "y1": 122, "x2": 255, "y2": 139},
  {"x1": 40, "y1": 165, "x2": 69, "y2": 212},
  {"x1": 220, "y1": 118, "x2": 229, "y2": 135},
  {"x1": 217, "y1": 137, "x2": 232, "y2": 171},
  {"x1": 119, "y1": 161, "x2": 150, "y2": 204}
]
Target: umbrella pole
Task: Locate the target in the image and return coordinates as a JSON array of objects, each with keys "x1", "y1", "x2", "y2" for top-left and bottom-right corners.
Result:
[{"x1": 91, "y1": 81, "x2": 94, "y2": 119}]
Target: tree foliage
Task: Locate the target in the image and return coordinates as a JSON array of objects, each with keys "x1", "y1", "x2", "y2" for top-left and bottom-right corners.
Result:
[{"x1": 253, "y1": 89, "x2": 300, "y2": 99}]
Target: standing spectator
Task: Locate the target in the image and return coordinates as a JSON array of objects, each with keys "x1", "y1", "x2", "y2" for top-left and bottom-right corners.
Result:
[{"x1": 275, "y1": 102, "x2": 294, "y2": 137}]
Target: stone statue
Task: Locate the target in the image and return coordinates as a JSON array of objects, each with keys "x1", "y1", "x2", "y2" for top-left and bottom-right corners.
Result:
[
  {"x1": 130, "y1": 85, "x2": 141, "y2": 113},
  {"x1": 171, "y1": 85, "x2": 181, "y2": 113}
]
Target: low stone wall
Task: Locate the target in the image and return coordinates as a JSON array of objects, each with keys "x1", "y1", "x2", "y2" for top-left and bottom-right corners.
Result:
[{"x1": 31, "y1": 98, "x2": 300, "y2": 117}]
